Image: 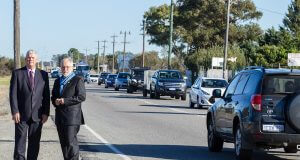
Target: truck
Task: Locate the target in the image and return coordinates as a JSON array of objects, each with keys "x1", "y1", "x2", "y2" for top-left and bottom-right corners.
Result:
[
  {"x1": 127, "y1": 67, "x2": 150, "y2": 93},
  {"x1": 142, "y1": 70, "x2": 156, "y2": 97},
  {"x1": 75, "y1": 62, "x2": 91, "y2": 83},
  {"x1": 143, "y1": 70, "x2": 187, "y2": 100}
]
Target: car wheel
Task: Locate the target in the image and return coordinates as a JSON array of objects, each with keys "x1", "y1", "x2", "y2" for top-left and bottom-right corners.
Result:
[
  {"x1": 154, "y1": 88, "x2": 160, "y2": 99},
  {"x1": 284, "y1": 145, "x2": 298, "y2": 153},
  {"x1": 150, "y1": 86, "x2": 155, "y2": 99},
  {"x1": 115, "y1": 87, "x2": 119, "y2": 91},
  {"x1": 181, "y1": 93, "x2": 186, "y2": 101},
  {"x1": 189, "y1": 95, "x2": 195, "y2": 108},
  {"x1": 207, "y1": 117, "x2": 223, "y2": 152},
  {"x1": 170, "y1": 95, "x2": 175, "y2": 98},
  {"x1": 143, "y1": 89, "x2": 147, "y2": 97},
  {"x1": 105, "y1": 84, "x2": 108, "y2": 88},
  {"x1": 127, "y1": 88, "x2": 133, "y2": 93},
  {"x1": 234, "y1": 124, "x2": 253, "y2": 160},
  {"x1": 175, "y1": 95, "x2": 180, "y2": 99},
  {"x1": 197, "y1": 97, "x2": 203, "y2": 109}
]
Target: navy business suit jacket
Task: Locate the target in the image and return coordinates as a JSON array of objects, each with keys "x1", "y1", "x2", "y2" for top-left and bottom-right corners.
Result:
[
  {"x1": 51, "y1": 75, "x2": 86, "y2": 125},
  {"x1": 9, "y1": 67, "x2": 50, "y2": 122}
]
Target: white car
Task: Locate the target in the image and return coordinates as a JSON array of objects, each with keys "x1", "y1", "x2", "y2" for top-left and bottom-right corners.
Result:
[
  {"x1": 89, "y1": 74, "x2": 99, "y2": 83},
  {"x1": 189, "y1": 77, "x2": 228, "y2": 108}
]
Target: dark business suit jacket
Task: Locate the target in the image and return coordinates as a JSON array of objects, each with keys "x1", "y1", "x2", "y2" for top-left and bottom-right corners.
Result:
[
  {"x1": 9, "y1": 67, "x2": 50, "y2": 122},
  {"x1": 51, "y1": 75, "x2": 86, "y2": 125}
]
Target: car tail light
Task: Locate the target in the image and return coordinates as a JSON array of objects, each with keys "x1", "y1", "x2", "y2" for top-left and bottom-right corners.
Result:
[{"x1": 251, "y1": 94, "x2": 262, "y2": 111}]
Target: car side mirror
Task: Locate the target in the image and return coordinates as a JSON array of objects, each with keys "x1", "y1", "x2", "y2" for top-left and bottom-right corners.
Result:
[{"x1": 212, "y1": 89, "x2": 222, "y2": 98}]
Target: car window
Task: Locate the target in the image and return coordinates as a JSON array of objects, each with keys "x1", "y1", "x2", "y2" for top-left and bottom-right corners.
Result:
[
  {"x1": 234, "y1": 74, "x2": 250, "y2": 95},
  {"x1": 243, "y1": 73, "x2": 261, "y2": 94},
  {"x1": 224, "y1": 74, "x2": 241, "y2": 98},
  {"x1": 159, "y1": 71, "x2": 182, "y2": 79},
  {"x1": 118, "y1": 73, "x2": 131, "y2": 79},
  {"x1": 262, "y1": 75, "x2": 300, "y2": 94},
  {"x1": 201, "y1": 79, "x2": 228, "y2": 88},
  {"x1": 193, "y1": 78, "x2": 200, "y2": 88}
]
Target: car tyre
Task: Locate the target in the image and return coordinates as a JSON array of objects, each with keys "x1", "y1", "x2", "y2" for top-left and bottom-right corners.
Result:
[
  {"x1": 181, "y1": 93, "x2": 186, "y2": 101},
  {"x1": 115, "y1": 86, "x2": 119, "y2": 91},
  {"x1": 234, "y1": 124, "x2": 253, "y2": 160},
  {"x1": 175, "y1": 95, "x2": 180, "y2": 99},
  {"x1": 143, "y1": 89, "x2": 147, "y2": 97},
  {"x1": 284, "y1": 145, "x2": 298, "y2": 153},
  {"x1": 105, "y1": 84, "x2": 108, "y2": 88},
  {"x1": 207, "y1": 117, "x2": 223, "y2": 152},
  {"x1": 154, "y1": 89, "x2": 160, "y2": 99},
  {"x1": 150, "y1": 86, "x2": 155, "y2": 99},
  {"x1": 189, "y1": 95, "x2": 195, "y2": 108}
]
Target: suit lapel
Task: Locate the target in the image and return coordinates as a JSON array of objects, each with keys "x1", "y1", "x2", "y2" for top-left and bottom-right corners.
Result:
[
  {"x1": 34, "y1": 69, "x2": 40, "y2": 92},
  {"x1": 22, "y1": 67, "x2": 32, "y2": 91},
  {"x1": 61, "y1": 77, "x2": 75, "y2": 96}
]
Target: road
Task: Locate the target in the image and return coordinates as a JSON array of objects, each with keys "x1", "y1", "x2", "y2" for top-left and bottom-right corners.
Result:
[{"x1": 74, "y1": 82, "x2": 299, "y2": 160}]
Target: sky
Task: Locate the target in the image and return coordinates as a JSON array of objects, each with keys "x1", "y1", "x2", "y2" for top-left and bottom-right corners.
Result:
[{"x1": 0, "y1": 0, "x2": 293, "y2": 61}]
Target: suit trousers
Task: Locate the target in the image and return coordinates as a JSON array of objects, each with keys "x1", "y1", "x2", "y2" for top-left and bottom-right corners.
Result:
[
  {"x1": 14, "y1": 119, "x2": 43, "y2": 160},
  {"x1": 57, "y1": 124, "x2": 80, "y2": 160}
]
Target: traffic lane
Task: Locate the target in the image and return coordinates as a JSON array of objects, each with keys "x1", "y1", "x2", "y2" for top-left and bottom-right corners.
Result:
[{"x1": 81, "y1": 84, "x2": 298, "y2": 160}]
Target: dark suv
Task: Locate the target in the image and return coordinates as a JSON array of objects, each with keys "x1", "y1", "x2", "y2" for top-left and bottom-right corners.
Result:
[
  {"x1": 207, "y1": 67, "x2": 300, "y2": 160},
  {"x1": 127, "y1": 68, "x2": 149, "y2": 93}
]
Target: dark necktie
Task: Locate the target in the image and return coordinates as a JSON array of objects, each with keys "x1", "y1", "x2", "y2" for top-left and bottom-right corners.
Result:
[{"x1": 29, "y1": 71, "x2": 34, "y2": 90}]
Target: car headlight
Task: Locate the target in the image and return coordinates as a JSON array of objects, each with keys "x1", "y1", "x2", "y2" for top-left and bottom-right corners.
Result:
[
  {"x1": 201, "y1": 89, "x2": 210, "y2": 95},
  {"x1": 158, "y1": 82, "x2": 164, "y2": 86},
  {"x1": 181, "y1": 83, "x2": 186, "y2": 88},
  {"x1": 132, "y1": 79, "x2": 137, "y2": 83}
]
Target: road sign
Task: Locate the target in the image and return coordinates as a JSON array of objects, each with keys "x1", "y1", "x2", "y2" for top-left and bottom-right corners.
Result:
[{"x1": 288, "y1": 53, "x2": 300, "y2": 66}]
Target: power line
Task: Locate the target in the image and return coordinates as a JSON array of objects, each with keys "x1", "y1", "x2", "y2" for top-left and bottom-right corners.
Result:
[{"x1": 257, "y1": 7, "x2": 285, "y2": 16}]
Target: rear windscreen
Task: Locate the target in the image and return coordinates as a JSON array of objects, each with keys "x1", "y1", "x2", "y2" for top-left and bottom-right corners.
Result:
[{"x1": 263, "y1": 75, "x2": 300, "y2": 94}]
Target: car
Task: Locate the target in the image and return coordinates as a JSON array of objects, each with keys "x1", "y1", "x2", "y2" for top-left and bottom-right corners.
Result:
[
  {"x1": 89, "y1": 74, "x2": 99, "y2": 83},
  {"x1": 51, "y1": 70, "x2": 61, "y2": 78},
  {"x1": 189, "y1": 77, "x2": 228, "y2": 109},
  {"x1": 147, "y1": 70, "x2": 187, "y2": 100},
  {"x1": 206, "y1": 66, "x2": 300, "y2": 160},
  {"x1": 98, "y1": 72, "x2": 110, "y2": 85},
  {"x1": 127, "y1": 68, "x2": 150, "y2": 93},
  {"x1": 114, "y1": 72, "x2": 131, "y2": 91},
  {"x1": 105, "y1": 74, "x2": 117, "y2": 88}
]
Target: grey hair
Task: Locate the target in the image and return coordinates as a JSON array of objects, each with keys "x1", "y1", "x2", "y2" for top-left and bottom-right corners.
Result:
[
  {"x1": 26, "y1": 49, "x2": 38, "y2": 58},
  {"x1": 60, "y1": 57, "x2": 74, "y2": 66}
]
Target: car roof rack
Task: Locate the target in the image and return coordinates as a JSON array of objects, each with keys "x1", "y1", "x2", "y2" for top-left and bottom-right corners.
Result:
[{"x1": 244, "y1": 66, "x2": 265, "y2": 72}]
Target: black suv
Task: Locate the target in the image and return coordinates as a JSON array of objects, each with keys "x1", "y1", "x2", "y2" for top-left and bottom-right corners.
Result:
[
  {"x1": 127, "y1": 68, "x2": 149, "y2": 93},
  {"x1": 150, "y1": 70, "x2": 187, "y2": 100},
  {"x1": 207, "y1": 67, "x2": 300, "y2": 160}
]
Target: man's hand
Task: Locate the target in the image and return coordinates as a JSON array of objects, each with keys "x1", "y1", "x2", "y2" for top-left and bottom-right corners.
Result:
[
  {"x1": 41, "y1": 114, "x2": 48, "y2": 124},
  {"x1": 12, "y1": 112, "x2": 20, "y2": 123},
  {"x1": 55, "y1": 98, "x2": 64, "y2": 106},
  {"x1": 55, "y1": 99, "x2": 61, "y2": 106},
  {"x1": 59, "y1": 98, "x2": 64, "y2": 105}
]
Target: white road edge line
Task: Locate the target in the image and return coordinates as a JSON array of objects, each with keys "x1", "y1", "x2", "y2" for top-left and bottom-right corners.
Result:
[{"x1": 83, "y1": 125, "x2": 132, "y2": 160}]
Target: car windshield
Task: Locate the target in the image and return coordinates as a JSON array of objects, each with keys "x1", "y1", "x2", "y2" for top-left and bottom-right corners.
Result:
[
  {"x1": 90, "y1": 75, "x2": 98, "y2": 77},
  {"x1": 201, "y1": 79, "x2": 228, "y2": 88},
  {"x1": 132, "y1": 70, "x2": 144, "y2": 77},
  {"x1": 101, "y1": 73, "x2": 109, "y2": 77},
  {"x1": 118, "y1": 73, "x2": 131, "y2": 79},
  {"x1": 108, "y1": 75, "x2": 117, "y2": 79},
  {"x1": 77, "y1": 66, "x2": 89, "y2": 71},
  {"x1": 53, "y1": 71, "x2": 58, "y2": 74},
  {"x1": 263, "y1": 75, "x2": 300, "y2": 94},
  {"x1": 159, "y1": 71, "x2": 182, "y2": 79}
]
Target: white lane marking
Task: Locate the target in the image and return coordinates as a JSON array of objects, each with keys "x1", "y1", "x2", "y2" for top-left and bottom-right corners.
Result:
[
  {"x1": 137, "y1": 99, "x2": 205, "y2": 117},
  {"x1": 84, "y1": 125, "x2": 132, "y2": 160}
]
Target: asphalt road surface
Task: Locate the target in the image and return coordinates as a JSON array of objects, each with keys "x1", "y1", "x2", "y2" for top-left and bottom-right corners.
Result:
[{"x1": 73, "y1": 82, "x2": 300, "y2": 160}]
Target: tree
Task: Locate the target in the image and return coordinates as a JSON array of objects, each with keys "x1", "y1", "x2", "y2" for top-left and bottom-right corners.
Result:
[
  {"x1": 67, "y1": 48, "x2": 83, "y2": 63},
  {"x1": 129, "y1": 51, "x2": 162, "y2": 70},
  {"x1": 283, "y1": 0, "x2": 300, "y2": 36}
]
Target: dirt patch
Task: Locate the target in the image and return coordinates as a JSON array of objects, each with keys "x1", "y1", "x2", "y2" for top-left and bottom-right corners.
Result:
[{"x1": 0, "y1": 85, "x2": 9, "y2": 118}]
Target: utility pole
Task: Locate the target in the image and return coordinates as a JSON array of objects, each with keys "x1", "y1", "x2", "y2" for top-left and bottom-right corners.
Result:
[
  {"x1": 101, "y1": 40, "x2": 107, "y2": 67},
  {"x1": 223, "y1": 0, "x2": 231, "y2": 79},
  {"x1": 141, "y1": 20, "x2": 146, "y2": 67},
  {"x1": 111, "y1": 34, "x2": 118, "y2": 73},
  {"x1": 14, "y1": 0, "x2": 21, "y2": 69},
  {"x1": 83, "y1": 48, "x2": 89, "y2": 63},
  {"x1": 120, "y1": 31, "x2": 130, "y2": 72},
  {"x1": 96, "y1": 41, "x2": 100, "y2": 73},
  {"x1": 168, "y1": 0, "x2": 174, "y2": 70}
]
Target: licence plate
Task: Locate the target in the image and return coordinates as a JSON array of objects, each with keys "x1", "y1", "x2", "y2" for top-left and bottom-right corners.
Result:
[
  {"x1": 169, "y1": 88, "x2": 176, "y2": 91},
  {"x1": 262, "y1": 124, "x2": 284, "y2": 132}
]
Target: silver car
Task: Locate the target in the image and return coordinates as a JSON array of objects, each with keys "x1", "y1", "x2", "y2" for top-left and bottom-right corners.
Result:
[{"x1": 189, "y1": 77, "x2": 228, "y2": 108}]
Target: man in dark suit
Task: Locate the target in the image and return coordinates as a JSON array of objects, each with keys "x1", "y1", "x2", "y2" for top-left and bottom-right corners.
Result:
[
  {"x1": 51, "y1": 57, "x2": 86, "y2": 160},
  {"x1": 9, "y1": 50, "x2": 50, "y2": 160}
]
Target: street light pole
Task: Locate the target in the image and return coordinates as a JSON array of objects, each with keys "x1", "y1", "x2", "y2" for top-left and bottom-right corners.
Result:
[
  {"x1": 111, "y1": 34, "x2": 117, "y2": 73},
  {"x1": 168, "y1": 0, "x2": 174, "y2": 70},
  {"x1": 120, "y1": 31, "x2": 130, "y2": 72},
  {"x1": 223, "y1": 0, "x2": 231, "y2": 79},
  {"x1": 14, "y1": 0, "x2": 21, "y2": 69}
]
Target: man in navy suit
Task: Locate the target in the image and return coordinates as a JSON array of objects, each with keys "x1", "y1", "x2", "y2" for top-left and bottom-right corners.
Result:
[
  {"x1": 9, "y1": 50, "x2": 50, "y2": 160},
  {"x1": 51, "y1": 57, "x2": 86, "y2": 160}
]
